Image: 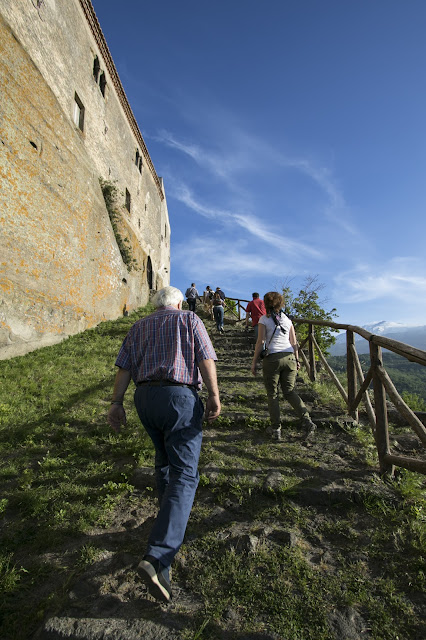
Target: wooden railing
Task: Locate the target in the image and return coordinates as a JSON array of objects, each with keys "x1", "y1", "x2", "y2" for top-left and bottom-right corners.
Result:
[
  {"x1": 224, "y1": 298, "x2": 250, "y2": 321},
  {"x1": 292, "y1": 318, "x2": 426, "y2": 476}
]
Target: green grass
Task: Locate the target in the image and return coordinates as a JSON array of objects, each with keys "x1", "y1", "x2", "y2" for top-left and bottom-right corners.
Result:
[
  {"x1": 0, "y1": 306, "x2": 155, "y2": 638},
  {"x1": 180, "y1": 473, "x2": 425, "y2": 640}
]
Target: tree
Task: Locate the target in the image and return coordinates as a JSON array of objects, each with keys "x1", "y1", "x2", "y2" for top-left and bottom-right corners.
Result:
[{"x1": 281, "y1": 276, "x2": 339, "y2": 357}]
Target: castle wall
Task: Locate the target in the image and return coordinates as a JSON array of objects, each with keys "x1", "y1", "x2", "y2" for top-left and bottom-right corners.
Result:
[{"x1": 0, "y1": 1, "x2": 170, "y2": 359}]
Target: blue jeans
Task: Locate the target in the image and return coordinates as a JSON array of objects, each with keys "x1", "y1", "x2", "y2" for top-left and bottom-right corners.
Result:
[
  {"x1": 213, "y1": 305, "x2": 224, "y2": 330},
  {"x1": 134, "y1": 385, "x2": 204, "y2": 569}
]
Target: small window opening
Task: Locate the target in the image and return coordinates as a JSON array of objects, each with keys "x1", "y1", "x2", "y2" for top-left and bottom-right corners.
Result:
[
  {"x1": 93, "y1": 56, "x2": 100, "y2": 82},
  {"x1": 29, "y1": 140, "x2": 38, "y2": 150},
  {"x1": 73, "y1": 93, "x2": 85, "y2": 131},
  {"x1": 99, "y1": 72, "x2": 107, "y2": 97},
  {"x1": 138, "y1": 157, "x2": 142, "y2": 173},
  {"x1": 138, "y1": 219, "x2": 141, "y2": 228},
  {"x1": 147, "y1": 256, "x2": 153, "y2": 290},
  {"x1": 125, "y1": 188, "x2": 131, "y2": 212},
  {"x1": 135, "y1": 149, "x2": 139, "y2": 166}
]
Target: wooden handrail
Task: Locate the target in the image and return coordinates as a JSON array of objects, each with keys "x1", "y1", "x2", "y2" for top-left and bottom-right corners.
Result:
[
  {"x1": 292, "y1": 316, "x2": 426, "y2": 476},
  {"x1": 376, "y1": 365, "x2": 426, "y2": 446},
  {"x1": 293, "y1": 317, "x2": 426, "y2": 366},
  {"x1": 224, "y1": 298, "x2": 250, "y2": 321}
]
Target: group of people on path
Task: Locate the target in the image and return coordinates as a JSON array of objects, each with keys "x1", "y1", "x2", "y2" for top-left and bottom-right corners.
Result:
[
  {"x1": 185, "y1": 283, "x2": 226, "y2": 333},
  {"x1": 107, "y1": 285, "x2": 316, "y2": 604}
]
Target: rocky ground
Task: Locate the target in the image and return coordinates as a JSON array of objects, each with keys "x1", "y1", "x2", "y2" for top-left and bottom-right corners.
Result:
[{"x1": 33, "y1": 315, "x2": 425, "y2": 640}]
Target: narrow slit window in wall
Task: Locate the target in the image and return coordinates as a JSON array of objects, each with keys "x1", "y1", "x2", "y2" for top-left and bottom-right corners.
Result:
[
  {"x1": 73, "y1": 93, "x2": 85, "y2": 131},
  {"x1": 99, "y1": 72, "x2": 107, "y2": 97},
  {"x1": 135, "y1": 149, "x2": 139, "y2": 166},
  {"x1": 147, "y1": 256, "x2": 153, "y2": 289},
  {"x1": 138, "y1": 157, "x2": 142, "y2": 173},
  {"x1": 125, "y1": 188, "x2": 131, "y2": 212},
  {"x1": 93, "y1": 56, "x2": 100, "y2": 82}
]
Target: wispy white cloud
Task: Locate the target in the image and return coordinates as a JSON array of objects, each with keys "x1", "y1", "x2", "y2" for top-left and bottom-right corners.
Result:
[
  {"x1": 173, "y1": 184, "x2": 323, "y2": 259},
  {"x1": 171, "y1": 238, "x2": 269, "y2": 296},
  {"x1": 333, "y1": 258, "x2": 426, "y2": 303},
  {"x1": 283, "y1": 159, "x2": 359, "y2": 236},
  {"x1": 173, "y1": 241, "x2": 265, "y2": 276},
  {"x1": 156, "y1": 126, "x2": 359, "y2": 240},
  {"x1": 154, "y1": 129, "x2": 255, "y2": 183}
]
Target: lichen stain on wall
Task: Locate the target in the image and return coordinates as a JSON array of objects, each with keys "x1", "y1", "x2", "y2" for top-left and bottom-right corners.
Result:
[{"x1": 0, "y1": 16, "x2": 138, "y2": 359}]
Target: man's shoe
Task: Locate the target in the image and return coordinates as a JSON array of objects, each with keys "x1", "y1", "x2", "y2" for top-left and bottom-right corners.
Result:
[
  {"x1": 301, "y1": 417, "x2": 316, "y2": 438},
  {"x1": 137, "y1": 555, "x2": 171, "y2": 603}
]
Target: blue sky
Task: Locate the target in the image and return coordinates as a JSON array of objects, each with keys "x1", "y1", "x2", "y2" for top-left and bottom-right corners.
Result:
[{"x1": 91, "y1": 0, "x2": 426, "y2": 327}]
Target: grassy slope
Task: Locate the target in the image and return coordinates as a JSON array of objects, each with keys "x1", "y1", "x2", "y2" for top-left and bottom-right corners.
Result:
[
  {"x1": 0, "y1": 308, "x2": 155, "y2": 637},
  {"x1": 0, "y1": 309, "x2": 425, "y2": 640}
]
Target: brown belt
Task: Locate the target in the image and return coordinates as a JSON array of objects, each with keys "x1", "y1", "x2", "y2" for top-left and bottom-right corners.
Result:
[{"x1": 137, "y1": 380, "x2": 197, "y2": 391}]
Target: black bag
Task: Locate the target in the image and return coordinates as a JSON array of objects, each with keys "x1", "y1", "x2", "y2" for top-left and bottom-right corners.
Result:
[
  {"x1": 259, "y1": 324, "x2": 278, "y2": 360},
  {"x1": 259, "y1": 343, "x2": 268, "y2": 359}
]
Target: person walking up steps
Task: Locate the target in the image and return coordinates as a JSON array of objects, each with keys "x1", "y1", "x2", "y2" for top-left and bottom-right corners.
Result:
[
  {"x1": 203, "y1": 285, "x2": 214, "y2": 319},
  {"x1": 185, "y1": 283, "x2": 199, "y2": 313},
  {"x1": 250, "y1": 291, "x2": 316, "y2": 442},
  {"x1": 215, "y1": 286, "x2": 225, "y2": 301},
  {"x1": 212, "y1": 291, "x2": 225, "y2": 333},
  {"x1": 245, "y1": 292, "x2": 266, "y2": 340},
  {"x1": 107, "y1": 286, "x2": 221, "y2": 602}
]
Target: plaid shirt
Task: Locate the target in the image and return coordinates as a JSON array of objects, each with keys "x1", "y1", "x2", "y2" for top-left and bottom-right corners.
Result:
[{"x1": 115, "y1": 307, "x2": 217, "y2": 390}]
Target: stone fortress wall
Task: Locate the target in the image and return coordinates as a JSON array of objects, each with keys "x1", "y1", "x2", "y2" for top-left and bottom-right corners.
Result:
[{"x1": 0, "y1": 0, "x2": 170, "y2": 359}]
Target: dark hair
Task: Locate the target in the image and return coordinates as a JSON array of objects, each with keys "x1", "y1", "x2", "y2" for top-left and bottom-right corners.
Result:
[
  {"x1": 264, "y1": 291, "x2": 283, "y2": 313},
  {"x1": 252, "y1": 292, "x2": 259, "y2": 298}
]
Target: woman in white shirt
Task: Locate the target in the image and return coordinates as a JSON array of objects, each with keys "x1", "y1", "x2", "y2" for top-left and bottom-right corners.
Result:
[{"x1": 251, "y1": 291, "x2": 316, "y2": 441}]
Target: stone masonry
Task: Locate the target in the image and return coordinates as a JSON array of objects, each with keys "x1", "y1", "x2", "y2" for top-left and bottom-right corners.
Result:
[{"x1": 0, "y1": 0, "x2": 170, "y2": 359}]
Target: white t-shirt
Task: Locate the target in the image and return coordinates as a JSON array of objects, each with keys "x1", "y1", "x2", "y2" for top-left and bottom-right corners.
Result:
[{"x1": 258, "y1": 312, "x2": 294, "y2": 354}]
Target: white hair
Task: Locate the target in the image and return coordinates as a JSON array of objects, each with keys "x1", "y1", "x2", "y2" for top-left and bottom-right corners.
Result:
[{"x1": 152, "y1": 286, "x2": 184, "y2": 308}]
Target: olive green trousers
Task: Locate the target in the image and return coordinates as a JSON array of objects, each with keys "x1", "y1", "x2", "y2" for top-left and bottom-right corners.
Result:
[{"x1": 262, "y1": 351, "x2": 309, "y2": 429}]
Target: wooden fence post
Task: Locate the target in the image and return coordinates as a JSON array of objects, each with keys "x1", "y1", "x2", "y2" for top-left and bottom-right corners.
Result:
[
  {"x1": 308, "y1": 323, "x2": 316, "y2": 382},
  {"x1": 369, "y1": 342, "x2": 394, "y2": 476},
  {"x1": 346, "y1": 330, "x2": 358, "y2": 422}
]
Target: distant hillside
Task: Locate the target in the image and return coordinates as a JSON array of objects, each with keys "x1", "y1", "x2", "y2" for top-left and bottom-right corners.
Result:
[
  {"x1": 328, "y1": 352, "x2": 426, "y2": 402},
  {"x1": 329, "y1": 321, "x2": 426, "y2": 356}
]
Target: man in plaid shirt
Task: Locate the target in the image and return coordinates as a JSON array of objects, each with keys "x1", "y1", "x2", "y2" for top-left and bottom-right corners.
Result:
[{"x1": 107, "y1": 286, "x2": 220, "y2": 603}]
